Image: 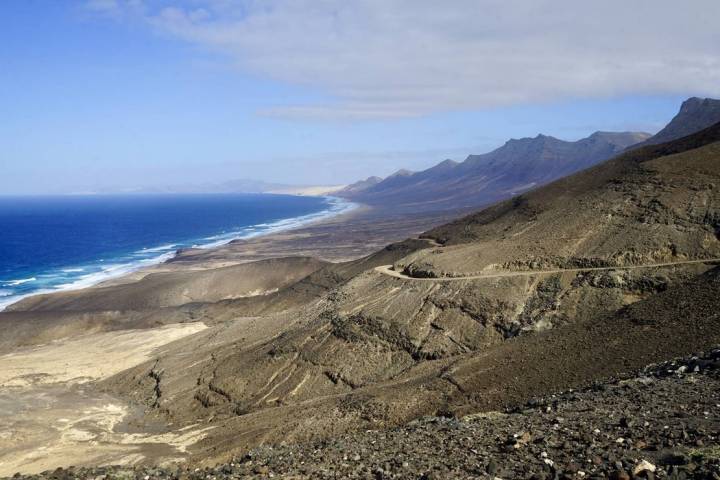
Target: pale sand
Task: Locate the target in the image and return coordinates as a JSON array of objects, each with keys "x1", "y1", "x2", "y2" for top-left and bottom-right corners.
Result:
[
  {"x1": 266, "y1": 185, "x2": 346, "y2": 196},
  {"x1": 0, "y1": 322, "x2": 207, "y2": 387},
  {"x1": 0, "y1": 322, "x2": 210, "y2": 476}
]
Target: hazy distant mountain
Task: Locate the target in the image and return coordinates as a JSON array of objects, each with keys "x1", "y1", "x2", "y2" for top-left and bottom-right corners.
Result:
[
  {"x1": 194, "y1": 179, "x2": 294, "y2": 193},
  {"x1": 340, "y1": 130, "x2": 650, "y2": 211},
  {"x1": 98, "y1": 179, "x2": 343, "y2": 196},
  {"x1": 634, "y1": 97, "x2": 720, "y2": 147},
  {"x1": 340, "y1": 176, "x2": 382, "y2": 195}
]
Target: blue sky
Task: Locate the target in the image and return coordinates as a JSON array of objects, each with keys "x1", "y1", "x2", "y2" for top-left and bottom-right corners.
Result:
[{"x1": 1, "y1": 1, "x2": 718, "y2": 194}]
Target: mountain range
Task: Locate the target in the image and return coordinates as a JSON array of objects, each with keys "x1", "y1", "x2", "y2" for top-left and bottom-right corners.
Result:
[{"x1": 339, "y1": 97, "x2": 720, "y2": 212}]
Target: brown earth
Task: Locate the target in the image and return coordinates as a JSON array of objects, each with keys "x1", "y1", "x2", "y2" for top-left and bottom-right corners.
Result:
[
  {"x1": 15, "y1": 349, "x2": 720, "y2": 479},
  {"x1": 1, "y1": 121, "x2": 719, "y2": 476},
  {"x1": 7, "y1": 257, "x2": 328, "y2": 313},
  {"x1": 95, "y1": 122, "x2": 720, "y2": 468},
  {"x1": 404, "y1": 124, "x2": 720, "y2": 277},
  {"x1": 0, "y1": 207, "x2": 459, "y2": 351}
]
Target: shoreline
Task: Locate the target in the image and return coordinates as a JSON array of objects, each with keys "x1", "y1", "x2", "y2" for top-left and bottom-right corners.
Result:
[
  {"x1": 0, "y1": 195, "x2": 359, "y2": 312},
  {"x1": 1, "y1": 203, "x2": 469, "y2": 315}
]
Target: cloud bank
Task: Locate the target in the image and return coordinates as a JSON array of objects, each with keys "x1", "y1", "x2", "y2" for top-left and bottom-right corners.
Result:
[{"x1": 89, "y1": 0, "x2": 720, "y2": 118}]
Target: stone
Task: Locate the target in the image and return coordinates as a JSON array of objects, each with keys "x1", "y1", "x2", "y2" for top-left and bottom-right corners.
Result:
[
  {"x1": 487, "y1": 459, "x2": 498, "y2": 475},
  {"x1": 610, "y1": 470, "x2": 631, "y2": 480},
  {"x1": 253, "y1": 465, "x2": 269, "y2": 475},
  {"x1": 661, "y1": 451, "x2": 689, "y2": 466},
  {"x1": 633, "y1": 460, "x2": 656, "y2": 476}
]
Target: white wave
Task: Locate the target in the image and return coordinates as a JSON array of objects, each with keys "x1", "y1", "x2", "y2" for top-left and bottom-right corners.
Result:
[
  {"x1": 0, "y1": 287, "x2": 54, "y2": 311},
  {"x1": 0, "y1": 252, "x2": 176, "y2": 312},
  {"x1": 0, "y1": 289, "x2": 12, "y2": 297},
  {"x1": 140, "y1": 243, "x2": 178, "y2": 253},
  {"x1": 62, "y1": 268, "x2": 85, "y2": 273},
  {"x1": 0, "y1": 295, "x2": 25, "y2": 310},
  {"x1": 4, "y1": 277, "x2": 37, "y2": 286},
  {"x1": 55, "y1": 252, "x2": 176, "y2": 291},
  {"x1": 196, "y1": 196, "x2": 357, "y2": 249},
  {"x1": 0, "y1": 196, "x2": 356, "y2": 312}
]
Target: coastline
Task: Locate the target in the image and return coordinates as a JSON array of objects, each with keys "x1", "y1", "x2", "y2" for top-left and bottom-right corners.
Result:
[
  {"x1": 0, "y1": 200, "x2": 471, "y2": 474},
  {"x1": 0, "y1": 195, "x2": 358, "y2": 312},
  {"x1": 1, "y1": 202, "x2": 470, "y2": 315}
]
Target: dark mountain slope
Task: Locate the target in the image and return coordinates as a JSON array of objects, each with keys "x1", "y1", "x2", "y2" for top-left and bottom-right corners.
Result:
[
  {"x1": 634, "y1": 97, "x2": 720, "y2": 147},
  {"x1": 428, "y1": 120, "x2": 720, "y2": 246},
  {"x1": 341, "y1": 131, "x2": 649, "y2": 212},
  {"x1": 339, "y1": 97, "x2": 720, "y2": 213},
  {"x1": 405, "y1": 121, "x2": 720, "y2": 276},
  {"x1": 339, "y1": 176, "x2": 382, "y2": 194}
]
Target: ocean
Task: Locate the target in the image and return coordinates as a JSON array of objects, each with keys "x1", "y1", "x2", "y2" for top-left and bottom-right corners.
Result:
[{"x1": 0, "y1": 194, "x2": 353, "y2": 310}]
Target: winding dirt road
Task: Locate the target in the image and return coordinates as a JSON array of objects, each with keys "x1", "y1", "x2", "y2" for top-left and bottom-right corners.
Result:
[{"x1": 375, "y1": 258, "x2": 720, "y2": 281}]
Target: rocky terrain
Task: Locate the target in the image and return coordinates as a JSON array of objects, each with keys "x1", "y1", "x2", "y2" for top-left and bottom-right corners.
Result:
[
  {"x1": 11, "y1": 349, "x2": 720, "y2": 479},
  {"x1": 5, "y1": 257, "x2": 328, "y2": 313},
  {"x1": 84, "y1": 116, "x2": 720, "y2": 469},
  {"x1": 1, "y1": 98, "x2": 719, "y2": 477}
]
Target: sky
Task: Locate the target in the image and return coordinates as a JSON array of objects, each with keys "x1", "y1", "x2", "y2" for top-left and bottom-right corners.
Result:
[{"x1": 1, "y1": 0, "x2": 719, "y2": 194}]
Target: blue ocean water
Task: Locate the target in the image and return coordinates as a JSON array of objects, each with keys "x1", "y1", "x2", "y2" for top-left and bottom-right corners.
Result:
[{"x1": 0, "y1": 194, "x2": 353, "y2": 310}]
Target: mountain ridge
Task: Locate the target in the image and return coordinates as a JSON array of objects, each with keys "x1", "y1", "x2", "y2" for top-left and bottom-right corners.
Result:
[
  {"x1": 634, "y1": 97, "x2": 720, "y2": 147},
  {"x1": 339, "y1": 97, "x2": 720, "y2": 213},
  {"x1": 339, "y1": 130, "x2": 650, "y2": 211}
]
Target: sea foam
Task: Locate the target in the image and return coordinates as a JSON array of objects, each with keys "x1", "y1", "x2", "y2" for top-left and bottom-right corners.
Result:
[
  {"x1": 4, "y1": 277, "x2": 37, "y2": 286},
  {"x1": 0, "y1": 196, "x2": 356, "y2": 312}
]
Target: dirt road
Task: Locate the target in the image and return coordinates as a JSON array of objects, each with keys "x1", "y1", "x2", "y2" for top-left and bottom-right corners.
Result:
[{"x1": 375, "y1": 258, "x2": 720, "y2": 281}]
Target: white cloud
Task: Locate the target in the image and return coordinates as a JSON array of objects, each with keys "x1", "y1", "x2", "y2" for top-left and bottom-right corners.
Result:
[{"x1": 89, "y1": 0, "x2": 720, "y2": 118}]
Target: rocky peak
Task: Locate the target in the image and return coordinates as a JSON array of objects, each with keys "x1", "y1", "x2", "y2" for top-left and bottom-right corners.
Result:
[
  {"x1": 387, "y1": 168, "x2": 414, "y2": 178},
  {"x1": 635, "y1": 97, "x2": 720, "y2": 147}
]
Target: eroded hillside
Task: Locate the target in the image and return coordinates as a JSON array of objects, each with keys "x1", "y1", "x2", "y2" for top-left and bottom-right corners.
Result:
[
  {"x1": 95, "y1": 123, "x2": 720, "y2": 467},
  {"x1": 404, "y1": 124, "x2": 720, "y2": 277}
]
